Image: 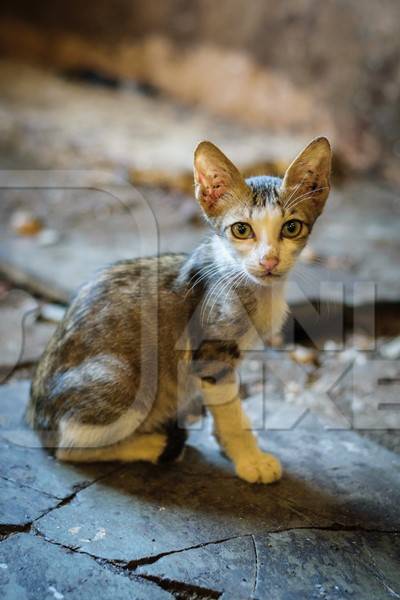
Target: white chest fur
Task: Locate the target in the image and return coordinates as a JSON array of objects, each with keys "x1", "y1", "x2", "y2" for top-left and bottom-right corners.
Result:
[{"x1": 238, "y1": 284, "x2": 289, "y2": 351}]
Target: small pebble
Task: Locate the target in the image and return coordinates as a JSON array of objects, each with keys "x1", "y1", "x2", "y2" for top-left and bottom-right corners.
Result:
[
  {"x1": 380, "y1": 337, "x2": 400, "y2": 359},
  {"x1": 290, "y1": 345, "x2": 318, "y2": 366},
  {"x1": 349, "y1": 333, "x2": 375, "y2": 351},
  {"x1": 68, "y1": 526, "x2": 81, "y2": 535},
  {"x1": 92, "y1": 527, "x2": 106, "y2": 541},
  {"x1": 338, "y1": 348, "x2": 367, "y2": 365},
  {"x1": 10, "y1": 210, "x2": 43, "y2": 236},
  {"x1": 324, "y1": 340, "x2": 339, "y2": 352},
  {"x1": 37, "y1": 228, "x2": 61, "y2": 246},
  {"x1": 40, "y1": 303, "x2": 66, "y2": 323},
  {"x1": 48, "y1": 586, "x2": 64, "y2": 600}
]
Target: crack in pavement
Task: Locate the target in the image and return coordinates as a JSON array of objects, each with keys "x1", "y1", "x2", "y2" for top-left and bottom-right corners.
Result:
[
  {"x1": 0, "y1": 474, "x2": 61, "y2": 501},
  {"x1": 138, "y1": 573, "x2": 221, "y2": 599},
  {"x1": 362, "y1": 540, "x2": 400, "y2": 599},
  {"x1": 0, "y1": 522, "x2": 31, "y2": 540},
  {"x1": 2, "y1": 525, "x2": 399, "y2": 599},
  {"x1": 29, "y1": 528, "x2": 227, "y2": 598},
  {"x1": 250, "y1": 534, "x2": 259, "y2": 600},
  {"x1": 0, "y1": 464, "x2": 125, "y2": 540},
  {"x1": 30, "y1": 528, "x2": 248, "y2": 570},
  {"x1": 2, "y1": 463, "x2": 399, "y2": 597},
  {"x1": 124, "y1": 534, "x2": 248, "y2": 570},
  {"x1": 266, "y1": 488, "x2": 400, "y2": 534}
]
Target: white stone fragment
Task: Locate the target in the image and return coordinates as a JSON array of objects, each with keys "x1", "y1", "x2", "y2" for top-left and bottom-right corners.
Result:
[
  {"x1": 40, "y1": 303, "x2": 66, "y2": 323},
  {"x1": 290, "y1": 345, "x2": 318, "y2": 366},
  {"x1": 48, "y1": 586, "x2": 64, "y2": 600},
  {"x1": 92, "y1": 527, "x2": 107, "y2": 541},
  {"x1": 10, "y1": 210, "x2": 43, "y2": 236},
  {"x1": 68, "y1": 526, "x2": 81, "y2": 535},
  {"x1": 380, "y1": 337, "x2": 400, "y2": 359},
  {"x1": 37, "y1": 228, "x2": 61, "y2": 246}
]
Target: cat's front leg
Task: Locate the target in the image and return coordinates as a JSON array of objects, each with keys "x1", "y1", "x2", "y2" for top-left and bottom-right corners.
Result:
[{"x1": 201, "y1": 374, "x2": 282, "y2": 484}]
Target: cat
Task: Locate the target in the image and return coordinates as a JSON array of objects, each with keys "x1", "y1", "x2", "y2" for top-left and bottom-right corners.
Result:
[{"x1": 27, "y1": 137, "x2": 331, "y2": 484}]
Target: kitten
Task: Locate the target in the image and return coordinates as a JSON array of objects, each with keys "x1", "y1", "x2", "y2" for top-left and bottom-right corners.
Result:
[{"x1": 27, "y1": 137, "x2": 331, "y2": 484}]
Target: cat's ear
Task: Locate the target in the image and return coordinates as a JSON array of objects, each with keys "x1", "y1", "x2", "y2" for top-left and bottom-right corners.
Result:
[
  {"x1": 194, "y1": 141, "x2": 249, "y2": 217},
  {"x1": 281, "y1": 137, "x2": 332, "y2": 218}
]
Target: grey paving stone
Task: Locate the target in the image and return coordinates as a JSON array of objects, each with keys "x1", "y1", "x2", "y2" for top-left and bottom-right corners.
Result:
[
  {"x1": 0, "y1": 476, "x2": 57, "y2": 526},
  {"x1": 261, "y1": 428, "x2": 400, "y2": 531},
  {"x1": 0, "y1": 382, "x2": 119, "y2": 499},
  {"x1": 253, "y1": 530, "x2": 400, "y2": 600},
  {"x1": 33, "y1": 457, "x2": 307, "y2": 562},
  {"x1": 0, "y1": 534, "x2": 172, "y2": 600},
  {"x1": 136, "y1": 536, "x2": 256, "y2": 599},
  {"x1": 136, "y1": 530, "x2": 400, "y2": 600},
  {"x1": 34, "y1": 421, "x2": 400, "y2": 563}
]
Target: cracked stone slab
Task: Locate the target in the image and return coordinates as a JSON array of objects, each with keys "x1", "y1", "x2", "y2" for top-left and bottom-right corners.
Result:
[
  {"x1": 253, "y1": 529, "x2": 400, "y2": 600},
  {"x1": 34, "y1": 417, "x2": 400, "y2": 563},
  {"x1": 136, "y1": 530, "x2": 400, "y2": 600},
  {"x1": 33, "y1": 455, "x2": 310, "y2": 562},
  {"x1": 0, "y1": 382, "x2": 118, "y2": 499},
  {"x1": 0, "y1": 533, "x2": 172, "y2": 600},
  {"x1": 135, "y1": 536, "x2": 255, "y2": 599},
  {"x1": 0, "y1": 475, "x2": 58, "y2": 527}
]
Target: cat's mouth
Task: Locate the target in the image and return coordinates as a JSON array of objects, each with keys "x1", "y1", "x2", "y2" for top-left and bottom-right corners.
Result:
[
  {"x1": 259, "y1": 271, "x2": 282, "y2": 278},
  {"x1": 246, "y1": 269, "x2": 284, "y2": 285}
]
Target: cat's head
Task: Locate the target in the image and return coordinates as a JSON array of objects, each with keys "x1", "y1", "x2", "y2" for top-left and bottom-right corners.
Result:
[{"x1": 193, "y1": 137, "x2": 332, "y2": 286}]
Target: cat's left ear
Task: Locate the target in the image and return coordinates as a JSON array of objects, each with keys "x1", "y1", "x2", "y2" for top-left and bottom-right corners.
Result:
[
  {"x1": 281, "y1": 137, "x2": 332, "y2": 218},
  {"x1": 194, "y1": 141, "x2": 249, "y2": 218}
]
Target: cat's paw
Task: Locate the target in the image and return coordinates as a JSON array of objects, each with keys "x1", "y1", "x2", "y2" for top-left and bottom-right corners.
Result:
[{"x1": 235, "y1": 451, "x2": 282, "y2": 484}]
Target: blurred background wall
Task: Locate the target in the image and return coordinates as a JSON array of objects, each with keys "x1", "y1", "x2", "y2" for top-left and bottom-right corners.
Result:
[{"x1": 0, "y1": 0, "x2": 399, "y2": 179}]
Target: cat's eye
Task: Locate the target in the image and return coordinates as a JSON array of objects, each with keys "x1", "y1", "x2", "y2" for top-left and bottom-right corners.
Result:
[
  {"x1": 281, "y1": 219, "x2": 303, "y2": 239},
  {"x1": 231, "y1": 222, "x2": 254, "y2": 240}
]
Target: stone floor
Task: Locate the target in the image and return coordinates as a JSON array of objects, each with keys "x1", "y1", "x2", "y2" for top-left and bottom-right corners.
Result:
[
  {"x1": 1, "y1": 306, "x2": 400, "y2": 599},
  {"x1": 0, "y1": 375, "x2": 399, "y2": 599},
  {"x1": 1, "y1": 60, "x2": 400, "y2": 599}
]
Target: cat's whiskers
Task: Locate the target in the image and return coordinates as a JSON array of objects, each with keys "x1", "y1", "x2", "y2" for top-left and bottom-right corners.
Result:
[
  {"x1": 233, "y1": 271, "x2": 248, "y2": 291},
  {"x1": 284, "y1": 186, "x2": 329, "y2": 213},
  {"x1": 292, "y1": 264, "x2": 321, "y2": 288},
  {"x1": 199, "y1": 270, "x2": 233, "y2": 324},
  {"x1": 186, "y1": 263, "x2": 221, "y2": 286},
  {"x1": 204, "y1": 269, "x2": 245, "y2": 324},
  {"x1": 292, "y1": 262, "x2": 336, "y2": 318},
  {"x1": 184, "y1": 264, "x2": 224, "y2": 297},
  {"x1": 200, "y1": 268, "x2": 239, "y2": 325},
  {"x1": 200, "y1": 268, "x2": 241, "y2": 325},
  {"x1": 284, "y1": 187, "x2": 329, "y2": 213},
  {"x1": 282, "y1": 174, "x2": 307, "y2": 209}
]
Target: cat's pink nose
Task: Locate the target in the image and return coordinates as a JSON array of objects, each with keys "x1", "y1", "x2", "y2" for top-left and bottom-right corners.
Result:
[{"x1": 259, "y1": 256, "x2": 279, "y2": 273}]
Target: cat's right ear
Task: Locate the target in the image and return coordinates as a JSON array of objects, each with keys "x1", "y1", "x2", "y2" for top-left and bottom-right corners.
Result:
[
  {"x1": 194, "y1": 141, "x2": 248, "y2": 217},
  {"x1": 281, "y1": 137, "x2": 332, "y2": 218}
]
